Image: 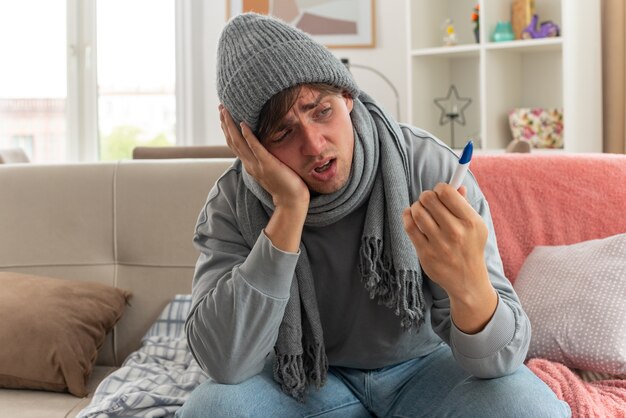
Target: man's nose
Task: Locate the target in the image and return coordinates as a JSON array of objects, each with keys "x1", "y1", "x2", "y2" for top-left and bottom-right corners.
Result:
[{"x1": 300, "y1": 124, "x2": 325, "y2": 155}]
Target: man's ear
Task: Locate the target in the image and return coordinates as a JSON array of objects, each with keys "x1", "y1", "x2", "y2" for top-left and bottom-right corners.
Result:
[{"x1": 342, "y1": 92, "x2": 354, "y2": 112}]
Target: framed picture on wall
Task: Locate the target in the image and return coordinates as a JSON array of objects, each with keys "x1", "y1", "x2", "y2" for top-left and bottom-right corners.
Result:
[{"x1": 226, "y1": 0, "x2": 375, "y2": 48}]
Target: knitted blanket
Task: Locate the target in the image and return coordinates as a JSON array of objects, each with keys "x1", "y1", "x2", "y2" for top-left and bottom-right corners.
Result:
[
  {"x1": 470, "y1": 153, "x2": 626, "y2": 284},
  {"x1": 527, "y1": 358, "x2": 626, "y2": 417}
]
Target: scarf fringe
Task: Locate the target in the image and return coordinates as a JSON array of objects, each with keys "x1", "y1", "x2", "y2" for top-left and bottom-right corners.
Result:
[
  {"x1": 274, "y1": 342, "x2": 327, "y2": 403},
  {"x1": 273, "y1": 351, "x2": 307, "y2": 402},
  {"x1": 359, "y1": 236, "x2": 426, "y2": 329},
  {"x1": 304, "y1": 342, "x2": 328, "y2": 388}
]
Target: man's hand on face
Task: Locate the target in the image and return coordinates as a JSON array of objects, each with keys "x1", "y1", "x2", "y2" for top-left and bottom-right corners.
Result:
[{"x1": 220, "y1": 105, "x2": 310, "y2": 212}]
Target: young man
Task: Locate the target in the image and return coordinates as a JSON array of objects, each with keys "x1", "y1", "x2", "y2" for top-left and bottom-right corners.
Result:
[{"x1": 177, "y1": 13, "x2": 570, "y2": 418}]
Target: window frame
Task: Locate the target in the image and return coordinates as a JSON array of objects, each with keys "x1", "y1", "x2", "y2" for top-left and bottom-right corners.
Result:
[
  {"x1": 66, "y1": 0, "x2": 98, "y2": 162},
  {"x1": 65, "y1": 0, "x2": 205, "y2": 162}
]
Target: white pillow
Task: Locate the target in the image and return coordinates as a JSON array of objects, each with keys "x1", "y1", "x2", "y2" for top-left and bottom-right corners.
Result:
[{"x1": 514, "y1": 233, "x2": 626, "y2": 375}]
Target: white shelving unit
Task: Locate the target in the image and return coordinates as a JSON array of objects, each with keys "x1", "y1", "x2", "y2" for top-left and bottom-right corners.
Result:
[{"x1": 406, "y1": 0, "x2": 602, "y2": 152}]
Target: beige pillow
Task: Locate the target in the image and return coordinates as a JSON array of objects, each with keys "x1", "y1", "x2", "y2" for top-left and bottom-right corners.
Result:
[
  {"x1": 514, "y1": 233, "x2": 626, "y2": 375},
  {"x1": 0, "y1": 272, "x2": 130, "y2": 397}
]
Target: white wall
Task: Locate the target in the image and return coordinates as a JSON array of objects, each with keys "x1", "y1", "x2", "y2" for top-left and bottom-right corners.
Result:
[
  {"x1": 338, "y1": 0, "x2": 408, "y2": 122},
  {"x1": 201, "y1": 1, "x2": 408, "y2": 145}
]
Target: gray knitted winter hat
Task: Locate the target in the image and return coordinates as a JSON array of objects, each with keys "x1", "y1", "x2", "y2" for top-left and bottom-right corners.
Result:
[{"x1": 217, "y1": 13, "x2": 360, "y2": 132}]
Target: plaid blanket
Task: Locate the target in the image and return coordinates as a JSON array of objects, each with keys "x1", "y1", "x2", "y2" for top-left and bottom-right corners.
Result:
[{"x1": 77, "y1": 295, "x2": 207, "y2": 418}]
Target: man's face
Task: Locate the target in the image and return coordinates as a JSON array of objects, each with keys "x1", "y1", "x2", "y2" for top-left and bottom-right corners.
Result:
[{"x1": 262, "y1": 86, "x2": 355, "y2": 195}]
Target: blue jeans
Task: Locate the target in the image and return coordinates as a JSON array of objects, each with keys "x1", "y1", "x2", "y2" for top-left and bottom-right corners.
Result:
[{"x1": 177, "y1": 344, "x2": 570, "y2": 417}]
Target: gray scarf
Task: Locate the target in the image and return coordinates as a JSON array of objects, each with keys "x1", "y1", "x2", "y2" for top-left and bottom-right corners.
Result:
[{"x1": 235, "y1": 92, "x2": 425, "y2": 402}]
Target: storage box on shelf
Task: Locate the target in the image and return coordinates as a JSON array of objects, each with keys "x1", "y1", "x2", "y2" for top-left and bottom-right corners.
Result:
[{"x1": 405, "y1": 0, "x2": 602, "y2": 152}]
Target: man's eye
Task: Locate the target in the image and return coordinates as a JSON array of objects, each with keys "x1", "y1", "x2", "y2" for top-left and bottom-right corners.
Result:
[
  {"x1": 317, "y1": 106, "x2": 332, "y2": 118},
  {"x1": 272, "y1": 129, "x2": 291, "y2": 144}
]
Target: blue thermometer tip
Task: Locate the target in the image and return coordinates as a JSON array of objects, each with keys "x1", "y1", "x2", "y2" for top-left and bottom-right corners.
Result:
[{"x1": 459, "y1": 140, "x2": 473, "y2": 164}]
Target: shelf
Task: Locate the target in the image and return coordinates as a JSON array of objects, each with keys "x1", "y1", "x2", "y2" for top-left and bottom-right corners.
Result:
[
  {"x1": 485, "y1": 37, "x2": 562, "y2": 52},
  {"x1": 406, "y1": 0, "x2": 602, "y2": 153},
  {"x1": 411, "y1": 37, "x2": 563, "y2": 58},
  {"x1": 411, "y1": 44, "x2": 480, "y2": 58}
]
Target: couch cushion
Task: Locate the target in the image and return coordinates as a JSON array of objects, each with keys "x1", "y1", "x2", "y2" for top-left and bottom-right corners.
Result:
[
  {"x1": 115, "y1": 265, "x2": 195, "y2": 363},
  {"x1": 0, "y1": 163, "x2": 116, "y2": 268},
  {"x1": 114, "y1": 159, "x2": 229, "y2": 267},
  {"x1": 514, "y1": 233, "x2": 626, "y2": 375},
  {"x1": 0, "y1": 366, "x2": 117, "y2": 418},
  {"x1": 0, "y1": 273, "x2": 130, "y2": 397},
  {"x1": 112, "y1": 159, "x2": 233, "y2": 361}
]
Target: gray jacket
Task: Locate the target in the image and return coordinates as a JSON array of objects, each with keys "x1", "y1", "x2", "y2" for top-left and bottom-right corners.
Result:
[{"x1": 186, "y1": 125, "x2": 531, "y2": 384}]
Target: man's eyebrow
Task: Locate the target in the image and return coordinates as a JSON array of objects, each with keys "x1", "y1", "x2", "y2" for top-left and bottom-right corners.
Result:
[
  {"x1": 274, "y1": 92, "x2": 331, "y2": 133},
  {"x1": 297, "y1": 92, "x2": 328, "y2": 112}
]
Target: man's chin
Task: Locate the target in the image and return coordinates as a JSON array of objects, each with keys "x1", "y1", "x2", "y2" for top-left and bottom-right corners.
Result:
[
  {"x1": 307, "y1": 178, "x2": 348, "y2": 196},
  {"x1": 306, "y1": 166, "x2": 352, "y2": 196}
]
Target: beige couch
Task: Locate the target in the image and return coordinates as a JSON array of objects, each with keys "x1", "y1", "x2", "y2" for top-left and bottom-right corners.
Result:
[
  {"x1": 0, "y1": 159, "x2": 234, "y2": 418},
  {"x1": 2, "y1": 154, "x2": 625, "y2": 417}
]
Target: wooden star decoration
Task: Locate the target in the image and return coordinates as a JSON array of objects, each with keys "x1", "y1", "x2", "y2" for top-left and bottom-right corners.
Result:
[{"x1": 434, "y1": 85, "x2": 472, "y2": 126}]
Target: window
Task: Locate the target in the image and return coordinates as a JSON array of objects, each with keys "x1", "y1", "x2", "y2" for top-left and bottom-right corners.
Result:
[
  {"x1": 0, "y1": 1, "x2": 215, "y2": 162},
  {"x1": 0, "y1": 0, "x2": 177, "y2": 163},
  {"x1": 0, "y1": 1, "x2": 67, "y2": 163},
  {"x1": 97, "y1": 0, "x2": 176, "y2": 161},
  {"x1": 12, "y1": 135, "x2": 35, "y2": 157}
]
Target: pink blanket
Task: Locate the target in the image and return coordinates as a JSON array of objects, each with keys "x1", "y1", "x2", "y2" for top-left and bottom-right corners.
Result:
[
  {"x1": 527, "y1": 359, "x2": 626, "y2": 417},
  {"x1": 471, "y1": 153, "x2": 626, "y2": 284}
]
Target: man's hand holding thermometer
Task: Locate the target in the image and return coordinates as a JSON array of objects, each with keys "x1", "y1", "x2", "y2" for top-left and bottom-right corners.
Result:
[
  {"x1": 403, "y1": 137, "x2": 496, "y2": 334},
  {"x1": 449, "y1": 140, "x2": 473, "y2": 190}
]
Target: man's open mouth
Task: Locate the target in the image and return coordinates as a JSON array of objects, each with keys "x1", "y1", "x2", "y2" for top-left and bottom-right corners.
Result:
[{"x1": 314, "y1": 159, "x2": 334, "y2": 173}]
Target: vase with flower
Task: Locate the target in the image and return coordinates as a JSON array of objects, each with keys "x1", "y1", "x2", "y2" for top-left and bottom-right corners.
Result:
[{"x1": 471, "y1": 4, "x2": 480, "y2": 43}]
